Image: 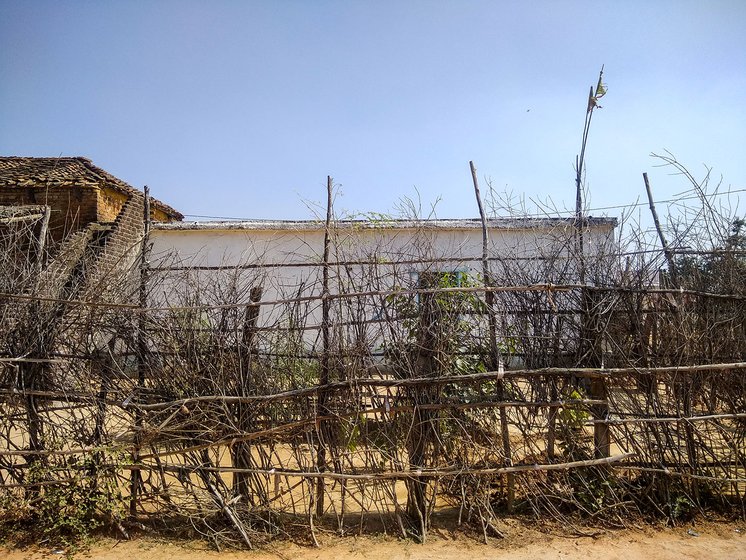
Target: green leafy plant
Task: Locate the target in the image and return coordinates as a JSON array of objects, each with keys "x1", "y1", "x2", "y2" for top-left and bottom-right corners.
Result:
[
  {"x1": 23, "y1": 451, "x2": 128, "y2": 551},
  {"x1": 385, "y1": 271, "x2": 489, "y2": 377},
  {"x1": 668, "y1": 492, "x2": 694, "y2": 522},
  {"x1": 558, "y1": 388, "x2": 590, "y2": 431},
  {"x1": 557, "y1": 388, "x2": 592, "y2": 461}
]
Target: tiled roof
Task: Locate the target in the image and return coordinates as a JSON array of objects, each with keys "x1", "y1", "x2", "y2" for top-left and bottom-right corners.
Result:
[{"x1": 0, "y1": 157, "x2": 183, "y2": 220}]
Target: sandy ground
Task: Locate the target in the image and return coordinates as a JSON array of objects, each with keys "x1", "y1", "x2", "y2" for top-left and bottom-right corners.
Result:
[{"x1": 2, "y1": 521, "x2": 745, "y2": 560}]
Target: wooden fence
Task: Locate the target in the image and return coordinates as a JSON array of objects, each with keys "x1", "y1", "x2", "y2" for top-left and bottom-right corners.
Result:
[{"x1": 1, "y1": 195, "x2": 745, "y2": 548}]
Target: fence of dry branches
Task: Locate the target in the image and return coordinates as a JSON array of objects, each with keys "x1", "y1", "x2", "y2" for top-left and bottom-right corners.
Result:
[{"x1": 0, "y1": 169, "x2": 744, "y2": 548}]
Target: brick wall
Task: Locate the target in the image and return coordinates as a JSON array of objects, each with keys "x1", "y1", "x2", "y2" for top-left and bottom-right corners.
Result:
[
  {"x1": 0, "y1": 186, "x2": 99, "y2": 241},
  {"x1": 36, "y1": 226, "x2": 98, "y2": 299},
  {"x1": 98, "y1": 187, "x2": 129, "y2": 223},
  {"x1": 82, "y1": 193, "x2": 146, "y2": 304},
  {"x1": 152, "y1": 207, "x2": 171, "y2": 222},
  {"x1": 3, "y1": 190, "x2": 147, "y2": 305},
  {"x1": 0, "y1": 185, "x2": 178, "y2": 242},
  {"x1": 5, "y1": 194, "x2": 146, "y2": 359},
  {"x1": 99, "y1": 187, "x2": 171, "y2": 223}
]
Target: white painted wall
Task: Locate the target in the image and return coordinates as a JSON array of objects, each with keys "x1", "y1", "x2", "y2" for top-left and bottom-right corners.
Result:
[
  {"x1": 148, "y1": 219, "x2": 617, "y2": 356},
  {"x1": 151, "y1": 219, "x2": 616, "y2": 268}
]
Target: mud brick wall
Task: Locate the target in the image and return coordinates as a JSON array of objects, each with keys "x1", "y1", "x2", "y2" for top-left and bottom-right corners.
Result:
[
  {"x1": 98, "y1": 188, "x2": 129, "y2": 223},
  {"x1": 82, "y1": 193, "x2": 146, "y2": 305},
  {"x1": 37, "y1": 227, "x2": 98, "y2": 299},
  {"x1": 0, "y1": 186, "x2": 99, "y2": 242}
]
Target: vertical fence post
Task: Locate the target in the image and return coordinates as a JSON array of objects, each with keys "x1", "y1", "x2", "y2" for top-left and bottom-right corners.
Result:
[
  {"x1": 233, "y1": 286, "x2": 263, "y2": 500},
  {"x1": 591, "y1": 374, "x2": 610, "y2": 459},
  {"x1": 131, "y1": 186, "x2": 150, "y2": 517},
  {"x1": 315, "y1": 176, "x2": 333, "y2": 518},
  {"x1": 583, "y1": 285, "x2": 610, "y2": 459},
  {"x1": 683, "y1": 376, "x2": 700, "y2": 501},
  {"x1": 470, "y1": 161, "x2": 514, "y2": 511},
  {"x1": 34, "y1": 205, "x2": 51, "y2": 275},
  {"x1": 547, "y1": 378, "x2": 558, "y2": 460},
  {"x1": 407, "y1": 284, "x2": 437, "y2": 541}
]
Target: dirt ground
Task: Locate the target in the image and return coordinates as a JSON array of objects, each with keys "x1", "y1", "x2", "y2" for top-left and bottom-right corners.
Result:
[{"x1": 2, "y1": 520, "x2": 744, "y2": 560}]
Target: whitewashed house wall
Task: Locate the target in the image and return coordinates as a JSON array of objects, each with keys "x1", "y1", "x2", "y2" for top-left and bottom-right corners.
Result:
[{"x1": 149, "y1": 219, "x2": 617, "y2": 347}]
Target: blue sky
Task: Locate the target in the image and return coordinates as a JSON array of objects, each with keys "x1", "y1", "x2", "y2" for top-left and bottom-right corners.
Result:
[{"x1": 1, "y1": 1, "x2": 744, "y2": 223}]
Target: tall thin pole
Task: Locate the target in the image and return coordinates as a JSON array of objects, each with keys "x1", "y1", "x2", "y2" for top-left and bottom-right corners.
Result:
[
  {"x1": 470, "y1": 161, "x2": 514, "y2": 511},
  {"x1": 35, "y1": 205, "x2": 51, "y2": 275},
  {"x1": 470, "y1": 161, "x2": 494, "y2": 344},
  {"x1": 315, "y1": 176, "x2": 333, "y2": 517},
  {"x1": 575, "y1": 85, "x2": 596, "y2": 221},
  {"x1": 575, "y1": 65, "x2": 605, "y2": 284},
  {"x1": 131, "y1": 186, "x2": 150, "y2": 517},
  {"x1": 139, "y1": 186, "x2": 151, "y2": 363},
  {"x1": 643, "y1": 172, "x2": 677, "y2": 286}
]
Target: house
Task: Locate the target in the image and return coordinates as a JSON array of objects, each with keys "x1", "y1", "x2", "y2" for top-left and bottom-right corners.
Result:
[
  {"x1": 149, "y1": 217, "x2": 618, "y2": 354},
  {"x1": 0, "y1": 157, "x2": 182, "y2": 241},
  {"x1": 0, "y1": 158, "x2": 183, "y2": 374},
  {"x1": 151, "y1": 216, "x2": 617, "y2": 280}
]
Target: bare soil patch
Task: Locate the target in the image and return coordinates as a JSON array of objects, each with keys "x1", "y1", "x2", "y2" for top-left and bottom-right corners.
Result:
[{"x1": 3, "y1": 521, "x2": 744, "y2": 560}]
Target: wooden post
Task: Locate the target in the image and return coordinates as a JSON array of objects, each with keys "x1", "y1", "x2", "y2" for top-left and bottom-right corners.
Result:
[
  {"x1": 315, "y1": 176, "x2": 333, "y2": 517},
  {"x1": 233, "y1": 286, "x2": 263, "y2": 500},
  {"x1": 470, "y1": 161, "x2": 514, "y2": 511},
  {"x1": 35, "y1": 205, "x2": 51, "y2": 274},
  {"x1": 683, "y1": 377, "x2": 700, "y2": 501},
  {"x1": 407, "y1": 284, "x2": 437, "y2": 541},
  {"x1": 583, "y1": 286, "x2": 610, "y2": 459},
  {"x1": 131, "y1": 186, "x2": 150, "y2": 517},
  {"x1": 644, "y1": 173, "x2": 697, "y2": 487},
  {"x1": 546, "y1": 377, "x2": 558, "y2": 460},
  {"x1": 590, "y1": 375, "x2": 610, "y2": 459},
  {"x1": 644, "y1": 172, "x2": 677, "y2": 285},
  {"x1": 22, "y1": 205, "x2": 53, "y2": 489}
]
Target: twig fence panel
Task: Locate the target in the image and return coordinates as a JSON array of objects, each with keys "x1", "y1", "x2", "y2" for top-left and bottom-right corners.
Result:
[{"x1": 1, "y1": 206, "x2": 745, "y2": 547}]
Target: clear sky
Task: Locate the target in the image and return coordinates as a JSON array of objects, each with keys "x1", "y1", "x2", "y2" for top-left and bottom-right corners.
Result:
[{"x1": 1, "y1": 1, "x2": 744, "y2": 223}]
